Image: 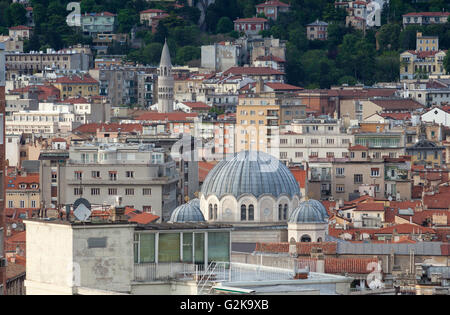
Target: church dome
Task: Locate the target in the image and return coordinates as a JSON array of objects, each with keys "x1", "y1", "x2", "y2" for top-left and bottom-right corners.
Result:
[
  {"x1": 201, "y1": 151, "x2": 300, "y2": 199},
  {"x1": 307, "y1": 199, "x2": 329, "y2": 218},
  {"x1": 289, "y1": 200, "x2": 327, "y2": 224},
  {"x1": 169, "y1": 199, "x2": 205, "y2": 223}
]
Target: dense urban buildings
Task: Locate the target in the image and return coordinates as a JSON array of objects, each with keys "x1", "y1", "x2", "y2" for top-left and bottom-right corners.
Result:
[{"x1": 0, "y1": 0, "x2": 450, "y2": 298}]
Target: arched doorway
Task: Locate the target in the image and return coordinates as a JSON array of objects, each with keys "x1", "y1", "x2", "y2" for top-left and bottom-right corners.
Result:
[{"x1": 300, "y1": 234, "x2": 311, "y2": 242}]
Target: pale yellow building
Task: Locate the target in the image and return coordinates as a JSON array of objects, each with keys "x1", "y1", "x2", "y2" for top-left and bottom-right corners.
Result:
[
  {"x1": 6, "y1": 173, "x2": 40, "y2": 210},
  {"x1": 53, "y1": 74, "x2": 99, "y2": 100}
]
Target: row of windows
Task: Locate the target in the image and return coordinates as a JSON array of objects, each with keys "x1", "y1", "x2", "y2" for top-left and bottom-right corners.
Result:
[
  {"x1": 74, "y1": 170, "x2": 135, "y2": 180},
  {"x1": 8, "y1": 200, "x2": 37, "y2": 208},
  {"x1": 74, "y1": 187, "x2": 152, "y2": 196}
]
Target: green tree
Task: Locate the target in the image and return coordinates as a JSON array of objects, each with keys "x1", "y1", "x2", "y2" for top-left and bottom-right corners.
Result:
[
  {"x1": 117, "y1": 9, "x2": 139, "y2": 33},
  {"x1": 377, "y1": 23, "x2": 401, "y2": 51},
  {"x1": 444, "y1": 50, "x2": 450, "y2": 74},
  {"x1": 216, "y1": 17, "x2": 233, "y2": 34},
  {"x1": 175, "y1": 46, "x2": 200, "y2": 65},
  {"x1": 7, "y1": 3, "x2": 27, "y2": 26}
]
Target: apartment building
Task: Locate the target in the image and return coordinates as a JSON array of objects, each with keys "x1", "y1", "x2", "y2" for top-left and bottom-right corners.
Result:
[
  {"x1": 400, "y1": 33, "x2": 446, "y2": 80},
  {"x1": 81, "y1": 12, "x2": 117, "y2": 36},
  {"x1": 40, "y1": 143, "x2": 179, "y2": 221},
  {"x1": 402, "y1": 12, "x2": 450, "y2": 27},
  {"x1": 98, "y1": 66, "x2": 157, "y2": 107},
  {"x1": 236, "y1": 81, "x2": 302, "y2": 152},
  {"x1": 4, "y1": 49, "x2": 90, "y2": 80},
  {"x1": 52, "y1": 74, "x2": 99, "y2": 100},
  {"x1": 307, "y1": 20, "x2": 328, "y2": 41},
  {"x1": 354, "y1": 131, "x2": 406, "y2": 159},
  {"x1": 307, "y1": 145, "x2": 411, "y2": 202},
  {"x1": 8, "y1": 26, "x2": 32, "y2": 41},
  {"x1": 139, "y1": 9, "x2": 167, "y2": 26},
  {"x1": 201, "y1": 42, "x2": 242, "y2": 72},
  {"x1": 255, "y1": 1, "x2": 290, "y2": 20},
  {"x1": 6, "y1": 173, "x2": 40, "y2": 210},
  {"x1": 234, "y1": 17, "x2": 269, "y2": 36},
  {"x1": 276, "y1": 117, "x2": 353, "y2": 165}
]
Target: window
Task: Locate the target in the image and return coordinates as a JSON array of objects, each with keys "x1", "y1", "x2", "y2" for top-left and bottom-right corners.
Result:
[
  {"x1": 283, "y1": 204, "x2": 288, "y2": 220},
  {"x1": 278, "y1": 204, "x2": 282, "y2": 220},
  {"x1": 74, "y1": 188, "x2": 83, "y2": 196},
  {"x1": 92, "y1": 171, "x2": 100, "y2": 178},
  {"x1": 336, "y1": 185, "x2": 345, "y2": 193},
  {"x1": 296, "y1": 138, "x2": 303, "y2": 144},
  {"x1": 214, "y1": 204, "x2": 218, "y2": 220},
  {"x1": 295, "y1": 152, "x2": 303, "y2": 158},
  {"x1": 280, "y1": 152, "x2": 287, "y2": 159},
  {"x1": 248, "y1": 205, "x2": 254, "y2": 221},
  {"x1": 326, "y1": 152, "x2": 334, "y2": 158},
  {"x1": 20, "y1": 200, "x2": 25, "y2": 208},
  {"x1": 280, "y1": 139, "x2": 288, "y2": 144},
  {"x1": 74, "y1": 171, "x2": 83, "y2": 180},
  {"x1": 91, "y1": 188, "x2": 100, "y2": 195},
  {"x1": 8, "y1": 200, "x2": 13, "y2": 208},
  {"x1": 209, "y1": 204, "x2": 213, "y2": 220},
  {"x1": 241, "y1": 205, "x2": 247, "y2": 221},
  {"x1": 125, "y1": 188, "x2": 135, "y2": 196},
  {"x1": 326, "y1": 139, "x2": 334, "y2": 145},
  {"x1": 109, "y1": 171, "x2": 117, "y2": 181},
  {"x1": 371, "y1": 168, "x2": 380, "y2": 177},
  {"x1": 108, "y1": 188, "x2": 117, "y2": 195},
  {"x1": 354, "y1": 174, "x2": 363, "y2": 184},
  {"x1": 31, "y1": 200, "x2": 36, "y2": 208},
  {"x1": 311, "y1": 139, "x2": 319, "y2": 145},
  {"x1": 336, "y1": 168, "x2": 345, "y2": 176},
  {"x1": 362, "y1": 152, "x2": 367, "y2": 158},
  {"x1": 143, "y1": 188, "x2": 152, "y2": 196}
]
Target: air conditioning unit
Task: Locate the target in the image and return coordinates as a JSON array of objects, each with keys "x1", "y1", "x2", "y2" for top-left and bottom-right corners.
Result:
[{"x1": 0, "y1": 258, "x2": 7, "y2": 268}]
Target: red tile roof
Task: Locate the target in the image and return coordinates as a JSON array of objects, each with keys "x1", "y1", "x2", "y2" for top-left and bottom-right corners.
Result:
[
  {"x1": 6, "y1": 174, "x2": 39, "y2": 190},
  {"x1": 73, "y1": 123, "x2": 143, "y2": 134},
  {"x1": 199, "y1": 161, "x2": 217, "y2": 183},
  {"x1": 380, "y1": 112, "x2": 412, "y2": 120},
  {"x1": 265, "y1": 82, "x2": 303, "y2": 90},
  {"x1": 61, "y1": 97, "x2": 90, "y2": 104},
  {"x1": 54, "y1": 74, "x2": 98, "y2": 85},
  {"x1": 136, "y1": 112, "x2": 198, "y2": 122},
  {"x1": 255, "y1": 55, "x2": 286, "y2": 63},
  {"x1": 223, "y1": 67, "x2": 284, "y2": 76},
  {"x1": 441, "y1": 244, "x2": 450, "y2": 256},
  {"x1": 374, "y1": 223, "x2": 435, "y2": 235},
  {"x1": 348, "y1": 144, "x2": 368, "y2": 151},
  {"x1": 140, "y1": 9, "x2": 166, "y2": 14},
  {"x1": 370, "y1": 98, "x2": 423, "y2": 111},
  {"x1": 355, "y1": 203, "x2": 385, "y2": 212},
  {"x1": 234, "y1": 17, "x2": 268, "y2": 23},
  {"x1": 182, "y1": 102, "x2": 210, "y2": 110},
  {"x1": 128, "y1": 212, "x2": 159, "y2": 225},
  {"x1": 6, "y1": 263, "x2": 26, "y2": 281},
  {"x1": 256, "y1": 0, "x2": 290, "y2": 7},
  {"x1": 403, "y1": 12, "x2": 450, "y2": 17},
  {"x1": 325, "y1": 257, "x2": 379, "y2": 275},
  {"x1": 9, "y1": 25, "x2": 32, "y2": 30},
  {"x1": 289, "y1": 168, "x2": 307, "y2": 189},
  {"x1": 9, "y1": 84, "x2": 61, "y2": 102}
]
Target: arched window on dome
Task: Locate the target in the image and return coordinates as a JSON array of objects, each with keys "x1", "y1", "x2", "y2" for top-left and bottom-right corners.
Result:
[
  {"x1": 240, "y1": 205, "x2": 247, "y2": 221},
  {"x1": 214, "y1": 204, "x2": 218, "y2": 220},
  {"x1": 208, "y1": 204, "x2": 213, "y2": 220},
  {"x1": 283, "y1": 204, "x2": 288, "y2": 220},
  {"x1": 317, "y1": 237, "x2": 322, "y2": 242},
  {"x1": 278, "y1": 204, "x2": 282, "y2": 221},
  {"x1": 248, "y1": 205, "x2": 254, "y2": 221}
]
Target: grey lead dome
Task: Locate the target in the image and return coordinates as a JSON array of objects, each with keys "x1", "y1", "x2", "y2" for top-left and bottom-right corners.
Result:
[
  {"x1": 289, "y1": 200, "x2": 327, "y2": 223},
  {"x1": 169, "y1": 198, "x2": 205, "y2": 223},
  {"x1": 201, "y1": 151, "x2": 300, "y2": 199}
]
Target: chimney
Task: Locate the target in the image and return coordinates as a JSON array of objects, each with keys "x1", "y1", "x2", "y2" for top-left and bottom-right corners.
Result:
[{"x1": 110, "y1": 196, "x2": 126, "y2": 222}]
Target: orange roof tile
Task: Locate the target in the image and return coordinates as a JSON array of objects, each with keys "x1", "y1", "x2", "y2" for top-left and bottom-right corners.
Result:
[{"x1": 128, "y1": 212, "x2": 159, "y2": 225}]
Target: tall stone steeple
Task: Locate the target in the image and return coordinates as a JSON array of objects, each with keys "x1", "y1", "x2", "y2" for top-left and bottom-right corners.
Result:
[{"x1": 157, "y1": 39, "x2": 174, "y2": 113}]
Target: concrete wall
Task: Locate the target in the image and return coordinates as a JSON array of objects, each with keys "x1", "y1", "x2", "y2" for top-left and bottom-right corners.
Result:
[{"x1": 25, "y1": 221, "x2": 136, "y2": 295}]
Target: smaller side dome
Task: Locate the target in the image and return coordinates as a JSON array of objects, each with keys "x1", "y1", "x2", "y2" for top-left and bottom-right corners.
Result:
[
  {"x1": 307, "y1": 199, "x2": 329, "y2": 218},
  {"x1": 289, "y1": 200, "x2": 327, "y2": 224},
  {"x1": 169, "y1": 199, "x2": 205, "y2": 223}
]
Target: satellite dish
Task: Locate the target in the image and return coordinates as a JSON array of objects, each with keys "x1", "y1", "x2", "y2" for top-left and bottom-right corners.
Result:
[
  {"x1": 74, "y1": 203, "x2": 91, "y2": 222},
  {"x1": 12, "y1": 223, "x2": 17, "y2": 229}
]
